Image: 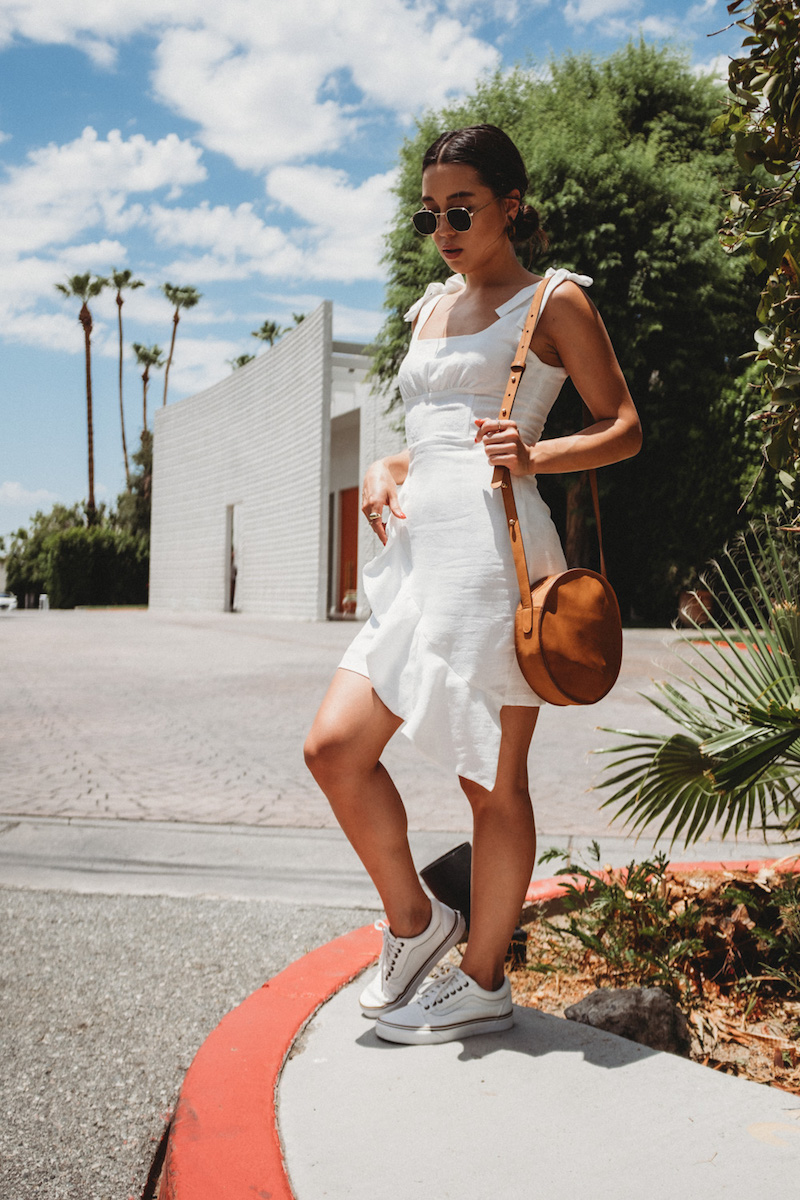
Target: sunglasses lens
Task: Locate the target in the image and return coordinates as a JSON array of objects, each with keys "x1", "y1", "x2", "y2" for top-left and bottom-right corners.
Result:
[
  {"x1": 412, "y1": 210, "x2": 437, "y2": 235},
  {"x1": 447, "y1": 208, "x2": 472, "y2": 232}
]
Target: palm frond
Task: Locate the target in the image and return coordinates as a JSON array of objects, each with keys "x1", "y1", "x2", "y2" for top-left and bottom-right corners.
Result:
[{"x1": 598, "y1": 517, "x2": 800, "y2": 846}]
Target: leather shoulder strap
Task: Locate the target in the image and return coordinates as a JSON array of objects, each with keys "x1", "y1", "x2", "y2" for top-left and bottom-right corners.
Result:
[{"x1": 491, "y1": 280, "x2": 609, "y2": 623}]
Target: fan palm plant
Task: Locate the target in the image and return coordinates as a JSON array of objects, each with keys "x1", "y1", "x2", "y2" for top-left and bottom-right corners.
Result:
[
  {"x1": 160, "y1": 283, "x2": 202, "y2": 407},
  {"x1": 600, "y1": 518, "x2": 800, "y2": 846},
  {"x1": 109, "y1": 268, "x2": 144, "y2": 487},
  {"x1": 54, "y1": 272, "x2": 108, "y2": 524}
]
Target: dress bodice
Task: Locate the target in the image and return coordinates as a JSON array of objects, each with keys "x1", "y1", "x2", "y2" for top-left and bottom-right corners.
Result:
[{"x1": 398, "y1": 269, "x2": 592, "y2": 448}]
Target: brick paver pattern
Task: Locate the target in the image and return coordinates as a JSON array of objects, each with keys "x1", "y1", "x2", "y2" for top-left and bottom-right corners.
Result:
[{"x1": 1, "y1": 609, "x2": 682, "y2": 833}]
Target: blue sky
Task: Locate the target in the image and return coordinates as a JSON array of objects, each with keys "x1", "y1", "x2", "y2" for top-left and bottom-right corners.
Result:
[{"x1": 0, "y1": 0, "x2": 745, "y2": 539}]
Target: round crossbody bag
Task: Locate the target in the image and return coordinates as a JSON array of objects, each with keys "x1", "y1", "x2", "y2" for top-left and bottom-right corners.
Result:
[{"x1": 491, "y1": 281, "x2": 623, "y2": 706}]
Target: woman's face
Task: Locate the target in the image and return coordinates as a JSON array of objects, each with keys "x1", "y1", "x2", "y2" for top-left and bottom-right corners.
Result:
[{"x1": 419, "y1": 161, "x2": 518, "y2": 274}]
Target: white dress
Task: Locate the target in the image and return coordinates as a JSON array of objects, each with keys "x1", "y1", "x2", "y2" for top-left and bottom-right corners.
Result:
[{"x1": 340, "y1": 268, "x2": 593, "y2": 790}]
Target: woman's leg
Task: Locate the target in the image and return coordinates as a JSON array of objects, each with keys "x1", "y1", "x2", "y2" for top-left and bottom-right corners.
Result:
[
  {"x1": 458, "y1": 705, "x2": 539, "y2": 992},
  {"x1": 304, "y1": 668, "x2": 431, "y2": 937}
]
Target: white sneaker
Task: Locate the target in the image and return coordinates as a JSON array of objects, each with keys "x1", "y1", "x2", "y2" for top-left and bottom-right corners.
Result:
[
  {"x1": 374, "y1": 965, "x2": 513, "y2": 1044},
  {"x1": 359, "y1": 898, "x2": 466, "y2": 1018}
]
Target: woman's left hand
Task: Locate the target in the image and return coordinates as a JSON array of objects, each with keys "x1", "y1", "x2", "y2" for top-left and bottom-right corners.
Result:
[{"x1": 474, "y1": 418, "x2": 532, "y2": 476}]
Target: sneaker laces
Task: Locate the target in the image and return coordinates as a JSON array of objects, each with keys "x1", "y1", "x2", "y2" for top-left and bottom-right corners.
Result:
[
  {"x1": 373, "y1": 918, "x2": 405, "y2": 982},
  {"x1": 416, "y1": 965, "x2": 470, "y2": 1010}
]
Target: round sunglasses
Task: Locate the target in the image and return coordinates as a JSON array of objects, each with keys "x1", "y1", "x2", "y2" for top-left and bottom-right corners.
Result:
[{"x1": 411, "y1": 197, "x2": 498, "y2": 236}]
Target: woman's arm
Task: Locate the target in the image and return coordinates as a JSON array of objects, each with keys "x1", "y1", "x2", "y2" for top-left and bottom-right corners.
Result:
[
  {"x1": 476, "y1": 282, "x2": 642, "y2": 475},
  {"x1": 361, "y1": 450, "x2": 410, "y2": 546}
]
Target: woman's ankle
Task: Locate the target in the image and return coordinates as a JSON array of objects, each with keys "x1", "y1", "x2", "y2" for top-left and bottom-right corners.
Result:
[
  {"x1": 459, "y1": 959, "x2": 505, "y2": 992},
  {"x1": 387, "y1": 897, "x2": 433, "y2": 939}
]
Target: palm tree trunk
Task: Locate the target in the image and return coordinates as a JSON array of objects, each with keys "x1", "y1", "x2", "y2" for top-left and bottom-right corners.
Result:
[
  {"x1": 79, "y1": 302, "x2": 96, "y2": 523},
  {"x1": 117, "y1": 293, "x2": 130, "y2": 487},
  {"x1": 142, "y1": 365, "x2": 150, "y2": 432},
  {"x1": 162, "y1": 310, "x2": 180, "y2": 406}
]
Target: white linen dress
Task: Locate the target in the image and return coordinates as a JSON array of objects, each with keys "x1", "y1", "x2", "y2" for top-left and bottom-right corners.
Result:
[{"x1": 340, "y1": 268, "x2": 593, "y2": 790}]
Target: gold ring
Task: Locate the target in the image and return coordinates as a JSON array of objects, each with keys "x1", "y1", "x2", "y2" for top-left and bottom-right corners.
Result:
[{"x1": 368, "y1": 512, "x2": 381, "y2": 522}]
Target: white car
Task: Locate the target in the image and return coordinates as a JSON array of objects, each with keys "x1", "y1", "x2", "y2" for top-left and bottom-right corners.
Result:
[{"x1": 0, "y1": 592, "x2": 18, "y2": 611}]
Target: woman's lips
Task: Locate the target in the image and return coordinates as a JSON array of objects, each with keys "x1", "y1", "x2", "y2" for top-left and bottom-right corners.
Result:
[{"x1": 442, "y1": 247, "x2": 462, "y2": 258}]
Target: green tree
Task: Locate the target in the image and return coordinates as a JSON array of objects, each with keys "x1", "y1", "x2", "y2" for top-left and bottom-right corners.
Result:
[
  {"x1": 160, "y1": 283, "x2": 202, "y2": 407},
  {"x1": 251, "y1": 319, "x2": 283, "y2": 347},
  {"x1": 54, "y1": 272, "x2": 108, "y2": 524},
  {"x1": 5, "y1": 499, "x2": 149, "y2": 608},
  {"x1": 373, "y1": 43, "x2": 764, "y2": 620},
  {"x1": 109, "y1": 268, "x2": 145, "y2": 487},
  {"x1": 115, "y1": 430, "x2": 153, "y2": 547},
  {"x1": 712, "y1": 0, "x2": 800, "y2": 514},
  {"x1": 132, "y1": 342, "x2": 165, "y2": 431}
]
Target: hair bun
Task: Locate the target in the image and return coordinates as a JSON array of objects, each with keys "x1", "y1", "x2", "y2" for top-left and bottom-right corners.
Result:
[{"x1": 511, "y1": 202, "x2": 548, "y2": 256}]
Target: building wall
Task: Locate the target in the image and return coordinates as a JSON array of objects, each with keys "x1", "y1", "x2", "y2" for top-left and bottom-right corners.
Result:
[
  {"x1": 150, "y1": 303, "x2": 332, "y2": 618},
  {"x1": 149, "y1": 304, "x2": 406, "y2": 619}
]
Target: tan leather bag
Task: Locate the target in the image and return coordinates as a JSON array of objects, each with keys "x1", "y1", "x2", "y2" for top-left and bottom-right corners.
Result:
[{"x1": 491, "y1": 281, "x2": 623, "y2": 706}]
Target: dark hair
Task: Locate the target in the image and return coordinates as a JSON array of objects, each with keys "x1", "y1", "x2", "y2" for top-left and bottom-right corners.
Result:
[{"x1": 422, "y1": 124, "x2": 548, "y2": 256}]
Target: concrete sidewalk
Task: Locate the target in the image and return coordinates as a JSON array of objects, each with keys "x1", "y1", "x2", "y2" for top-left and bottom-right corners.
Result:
[{"x1": 279, "y1": 970, "x2": 800, "y2": 1199}]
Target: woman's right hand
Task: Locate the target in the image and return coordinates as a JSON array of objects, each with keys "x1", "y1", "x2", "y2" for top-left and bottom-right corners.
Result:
[{"x1": 362, "y1": 459, "x2": 406, "y2": 546}]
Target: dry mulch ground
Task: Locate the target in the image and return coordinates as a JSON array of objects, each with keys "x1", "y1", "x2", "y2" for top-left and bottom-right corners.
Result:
[{"x1": 506, "y1": 867, "x2": 800, "y2": 1095}]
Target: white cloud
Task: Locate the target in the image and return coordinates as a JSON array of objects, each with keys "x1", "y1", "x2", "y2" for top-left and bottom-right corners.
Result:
[
  {"x1": 0, "y1": 481, "x2": 60, "y2": 507},
  {"x1": 0, "y1": 127, "x2": 206, "y2": 255},
  {"x1": 0, "y1": 3, "x2": 500, "y2": 172},
  {"x1": 147, "y1": 201, "x2": 304, "y2": 280},
  {"x1": 564, "y1": 0, "x2": 638, "y2": 25},
  {"x1": 162, "y1": 334, "x2": 246, "y2": 397},
  {"x1": 332, "y1": 304, "x2": 385, "y2": 341},
  {"x1": 692, "y1": 52, "x2": 730, "y2": 82},
  {"x1": 266, "y1": 165, "x2": 397, "y2": 282}
]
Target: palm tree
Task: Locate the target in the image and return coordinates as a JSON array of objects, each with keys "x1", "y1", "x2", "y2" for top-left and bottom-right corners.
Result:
[
  {"x1": 132, "y1": 343, "x2": 165, "y2": 432},
  {"x1": 55, "y1": 272, "x2": 108, "y2": 524},
  {"x1": 160, "y1": 283, "x2": 202, "y2": 407},
  {"x1": 109, "y1": 268, "x2": 145, "y2": 487},
  {"x1": 251, "y1": 319, "x2": 283, "y2": 348},
  {"x1": 227, "y1": 354, "x2": 255, "y2": 371},
  {"x1": 600, "y1": 518, "x2": 800, "y2": 845}
]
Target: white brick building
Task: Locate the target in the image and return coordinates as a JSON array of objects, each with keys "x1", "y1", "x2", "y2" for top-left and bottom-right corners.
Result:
[{"x1": 149, "y1": 301, "x2": 404, "y2": 619}]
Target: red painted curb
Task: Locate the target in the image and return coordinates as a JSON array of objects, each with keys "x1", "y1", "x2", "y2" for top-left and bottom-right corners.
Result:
[
  {"x1": 524, "y1": 855, "x2": 800, "y2": 905},
  {"x1": 158, "y1": 923, "x2": 381, "y2": 1200}
]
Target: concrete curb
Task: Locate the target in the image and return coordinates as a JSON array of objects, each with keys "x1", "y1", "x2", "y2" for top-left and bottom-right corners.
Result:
[
  {"x1": 157, "y1": 923, "x2": 381, "y2": 1200},
  {"x1": 157, "y1": 856, "x2": 800, "y2": 1199}
]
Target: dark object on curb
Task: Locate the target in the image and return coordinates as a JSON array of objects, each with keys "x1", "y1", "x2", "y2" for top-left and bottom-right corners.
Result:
[
  {"x1": 421, "y1": 842, "x2": 472, "y2": 931},
  {"x1": 505, "y1": 926, "x2": 528, "y2": 968},
  {"x1": 564, "y1": 987, "x2": 691, "y2": 1057},
  {"x1": 420, "y1": 843, "x2": 527, "y2": 964}
]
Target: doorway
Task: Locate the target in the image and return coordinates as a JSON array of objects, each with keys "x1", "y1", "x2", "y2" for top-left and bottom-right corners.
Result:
[{"x1": 225, "y1": 503, "x2": 241, "y2": 612}]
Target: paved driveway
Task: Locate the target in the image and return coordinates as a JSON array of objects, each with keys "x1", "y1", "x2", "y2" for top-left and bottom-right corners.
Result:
[{"x1": 1, "y1": 608, "x2": 687, "y2": 836}]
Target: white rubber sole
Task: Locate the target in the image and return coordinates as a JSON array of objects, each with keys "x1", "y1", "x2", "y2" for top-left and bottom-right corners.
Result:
[
  {"x1": 375, "y1": 1009, "x2": 514, "y2": 1045},
  {"x1": 359, "y1": 909, "x2": 467, "y2": 1019}
]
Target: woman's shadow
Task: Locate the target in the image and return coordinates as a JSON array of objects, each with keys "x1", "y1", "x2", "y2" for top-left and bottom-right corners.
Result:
[{"x1": 356, "y1": 1004, "x2": 659, "y2": 1069}]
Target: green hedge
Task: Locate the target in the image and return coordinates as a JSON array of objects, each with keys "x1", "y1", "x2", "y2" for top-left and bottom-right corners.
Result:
[{"x1": 45, "y1": 527, "x2": 149, "y2": 608}]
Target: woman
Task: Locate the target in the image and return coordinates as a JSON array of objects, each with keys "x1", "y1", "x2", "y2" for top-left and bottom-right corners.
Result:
[{"x1": 305, "y1": 125, "x2": 641, "y2": 1046}]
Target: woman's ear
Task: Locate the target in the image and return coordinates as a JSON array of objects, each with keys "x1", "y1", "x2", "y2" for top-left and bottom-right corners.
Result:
[{"x1": 504, "y1": 189, "x2": 521, "y2": 226}]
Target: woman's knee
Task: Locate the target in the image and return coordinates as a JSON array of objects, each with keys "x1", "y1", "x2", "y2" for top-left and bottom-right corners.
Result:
[
  {"x1": 460, "y1": 775, "x2": 531, "y2": 817},
  {"x1": 303, "y1": 722, "x2": 349, "y2": 781}
]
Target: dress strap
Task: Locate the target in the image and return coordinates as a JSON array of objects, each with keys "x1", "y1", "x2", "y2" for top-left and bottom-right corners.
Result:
[{"x1": 404, "y1": 275, "x2": 465, "y2": 325}]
